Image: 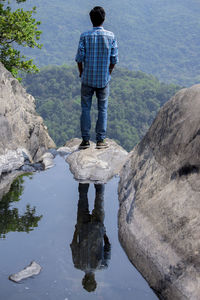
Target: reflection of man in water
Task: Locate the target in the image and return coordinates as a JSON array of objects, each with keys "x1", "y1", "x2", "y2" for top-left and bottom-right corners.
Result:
[{"x1": 70, "y1": 183, "x2": 111, "y2": 292}]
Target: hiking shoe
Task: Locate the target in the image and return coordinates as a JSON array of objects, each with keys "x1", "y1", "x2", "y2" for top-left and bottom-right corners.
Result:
[
  {"x1": 79, "y1": 140, "x2": 90, "y2": 149},
  {"x1": 96, "y1": 140, "x2": 109, "y2": 149}
]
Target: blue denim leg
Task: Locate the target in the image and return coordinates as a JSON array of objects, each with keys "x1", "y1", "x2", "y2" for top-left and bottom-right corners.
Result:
[
  {"x1": 81, "y1": 84, "x2": 94, "y2": 141},
  {"x1": 95, "y1": 84, "x2": 109, "y2": 141}
]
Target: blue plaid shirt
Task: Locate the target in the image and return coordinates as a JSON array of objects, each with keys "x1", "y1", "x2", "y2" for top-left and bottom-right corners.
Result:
[{"x1": 75, "y1": 27, "x2": 119, "y2": 88}]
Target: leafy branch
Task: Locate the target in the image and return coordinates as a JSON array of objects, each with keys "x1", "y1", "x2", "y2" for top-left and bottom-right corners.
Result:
[{"x1": 0, "y1": 0, "x2": 42, "y2": 78}]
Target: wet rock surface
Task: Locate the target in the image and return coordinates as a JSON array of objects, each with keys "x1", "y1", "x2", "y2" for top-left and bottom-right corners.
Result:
[
  {"x1": 9, "y1": 261, "x2": 42, "y2": 283},
  {"x1": 0, "y1": 62, "x2": 55, "y2": 179},
  {"x1": 118, "y1": 84, "x2": 200, "y2": 299},
  {"x1": 65, "y1": 138, "x2": 128, "y2": 183}
]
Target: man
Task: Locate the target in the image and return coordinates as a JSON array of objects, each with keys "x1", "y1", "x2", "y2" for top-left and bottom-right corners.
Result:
[{"x1": 75, "y1": 6, "x2": 119, "y2": 149}]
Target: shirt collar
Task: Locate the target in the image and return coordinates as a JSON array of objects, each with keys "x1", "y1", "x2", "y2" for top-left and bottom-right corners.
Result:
[{"x1": 93, "y1": 26, "x2": 104, "y2": 30}]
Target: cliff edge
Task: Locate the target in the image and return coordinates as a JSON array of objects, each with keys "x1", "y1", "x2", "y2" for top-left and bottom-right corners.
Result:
[
  {"x1": 118, "y1": 84, "x2": 200, "y2": 299},
  {"x1": 0, "y1": 62, "x2": 55, "y2": 178}
]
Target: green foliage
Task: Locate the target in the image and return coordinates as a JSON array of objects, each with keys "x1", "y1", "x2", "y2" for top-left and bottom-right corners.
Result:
[
  {"x1": 0, "y1": 0, "x2": 42, "y2": 78},
  {"x1": 16, "y1": 0, "x2": 200, "y2": 86},
  {"x1": 23, "y1": 65, "x2": 180, "y2": 152},
  {"x1": 0, "y1": 174, "x2": 42, "y2": 239}
]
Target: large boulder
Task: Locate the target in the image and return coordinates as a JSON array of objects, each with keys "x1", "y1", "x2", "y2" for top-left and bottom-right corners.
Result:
[
  {"x1": 118, "y1": 84, "x2": 200, "y2": 299},
  {"x1": 64, "y1": 138, "x2": 128, "y2": 183},
  {"x1": 0, "y1": 62, "x2": 55, "y2": 177}
]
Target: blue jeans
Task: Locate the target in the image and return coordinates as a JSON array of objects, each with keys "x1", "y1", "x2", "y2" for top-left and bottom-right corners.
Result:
[{"x1": 81, "y1": 83, "x2": 109, "y2": 141}]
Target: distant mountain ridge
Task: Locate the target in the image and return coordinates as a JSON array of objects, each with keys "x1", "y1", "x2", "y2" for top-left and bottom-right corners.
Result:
[{"x1": 16, "y1": 0, "x2": 200, "y2": 86}]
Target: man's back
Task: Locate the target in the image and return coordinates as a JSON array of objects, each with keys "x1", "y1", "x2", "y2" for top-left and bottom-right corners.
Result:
[{"x1": 76, "y1": 27, "x2": 118, "y2": 88}]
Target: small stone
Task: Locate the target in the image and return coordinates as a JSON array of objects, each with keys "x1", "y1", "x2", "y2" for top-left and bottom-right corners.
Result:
[
  {"x1": 41, "y1": 152, "x2": 54, "y2": 170},
  {"x1": 9, "y1": 261, "x2": 42, "y2": 283}
]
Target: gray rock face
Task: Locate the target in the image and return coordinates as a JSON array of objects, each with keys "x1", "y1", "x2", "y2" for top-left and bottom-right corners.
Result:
[
  {"x1": 118, "y1": 84, "x2": 200, "y2": 299},
  {"x1": 0, "y1": 148, "x2": 28, "y2": 177},
  {"x1": 66, "y1": 138, "x2": 128, "y2": 183},
  {"x1": 0, "y1": 62, "x2": 55, "y2": 177},
  {"x1": 9, "y1": 261, "x2": 42, "y2": 283}
]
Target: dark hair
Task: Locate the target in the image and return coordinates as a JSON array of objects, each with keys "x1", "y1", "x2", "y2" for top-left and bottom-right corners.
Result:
[
  {"x1": 82, "y1": 273, "x2": 97, "y2": 292},
  {"x1": 89, "y1": 6, "x2": 105, "y2": 27}
]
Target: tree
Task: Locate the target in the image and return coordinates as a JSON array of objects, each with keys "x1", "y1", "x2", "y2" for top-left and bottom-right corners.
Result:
[{"x1": 0, "y1": 0, "x2": 42, "y2": 78}]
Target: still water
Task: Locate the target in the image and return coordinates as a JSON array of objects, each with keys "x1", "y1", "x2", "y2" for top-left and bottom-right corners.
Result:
[{"x1": 0, "y1": 156, "x2": 157, "y2": 300}]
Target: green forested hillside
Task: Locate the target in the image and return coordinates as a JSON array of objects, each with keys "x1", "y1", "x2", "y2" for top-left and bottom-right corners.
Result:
[
  {"x1": 16, "y1": 0, "x2": 200, "y2": 85},
  {"x1": 23, "y1": 66, "x2": 180, "y2": 151}
]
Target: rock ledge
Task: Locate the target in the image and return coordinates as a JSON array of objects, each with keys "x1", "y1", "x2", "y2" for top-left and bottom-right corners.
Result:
[
  {"x1": 64, "y1": 138, "x2": 128, "y2": 183},
  {"x1": 118, "y1": 84, "x2": 200, "y2": 299}
]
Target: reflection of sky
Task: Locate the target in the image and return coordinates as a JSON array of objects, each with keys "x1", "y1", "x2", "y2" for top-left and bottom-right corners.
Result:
[{"x1": 0, "y1": 156, "x2": 157, "y2": 300}]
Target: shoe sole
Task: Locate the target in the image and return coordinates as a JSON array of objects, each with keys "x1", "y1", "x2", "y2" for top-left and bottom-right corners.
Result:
[
  {"x1": 79, "y1": 145, "x2": 90, "y2": 149},
  {"x1": 96, "y1": 145, "x2": 109, "y2": 149}
]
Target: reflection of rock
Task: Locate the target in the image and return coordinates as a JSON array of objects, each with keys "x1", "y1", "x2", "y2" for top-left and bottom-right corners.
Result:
[
  {"x1": 118, "y1": 85, "x2": 200, "y2": 299},
  {"x1": 9, "y1": 261, "x2": 42, "y2": 283},
  {"x1": 0, "y1": 62, "x2": 55, "y2": 177},
  {"x1": 66, "y1": 138, "x2": 128, "y2": 183}
]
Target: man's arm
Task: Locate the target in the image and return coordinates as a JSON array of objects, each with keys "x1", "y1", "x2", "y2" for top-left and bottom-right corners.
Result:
[
  {"x1": 75, "y1": 35, "x2": 85, "y2": 77},
  {"x1": 109, "y1": 63, "x2": 115, "y2": 75},
  {"x1": 109, "y1": 36, "x2": 119, "y2": 73},
  {"x1": 77, "y1": 62, "x2": 83, "y2": 78}
]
